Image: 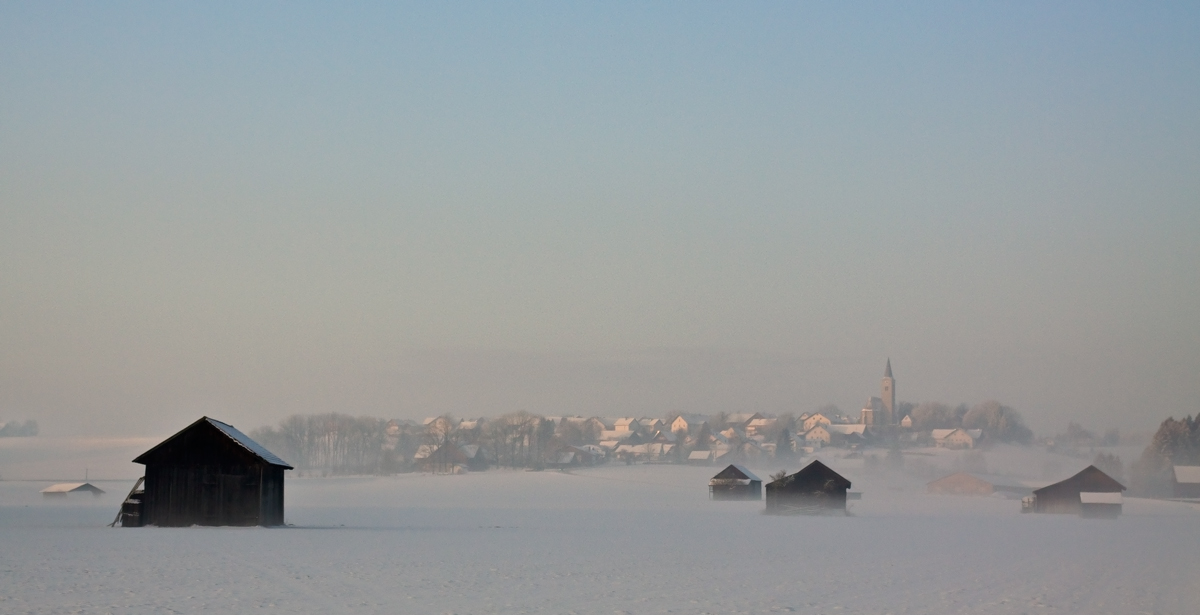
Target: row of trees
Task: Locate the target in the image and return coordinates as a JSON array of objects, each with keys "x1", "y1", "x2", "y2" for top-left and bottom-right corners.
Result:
[
  {"x1": 903, "y1": 400, "x2": 1033, "y2": 443},
  {"x1": 1129, "y1": 415, "x2": 1200, "y2": 496},
  {"x1": 0, "y1": 420, "x2": 38, "y2": 437}
]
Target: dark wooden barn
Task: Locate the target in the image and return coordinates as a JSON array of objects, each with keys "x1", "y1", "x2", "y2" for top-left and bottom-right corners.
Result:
[
  {"x1": 709, "y1": 464, "x2": 762, "y2": 500},
  {"x1": 1031, "y1": 465, "x2": 1125, "y2": 515},
  {"x1": 765, "y1": 459, "x2": 851, "y2": 515},
  {"x1": 125, "y1": 417, "x2": 293, "y2": 527}
]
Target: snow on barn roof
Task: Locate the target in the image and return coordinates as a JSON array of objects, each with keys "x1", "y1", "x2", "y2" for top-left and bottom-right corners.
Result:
[
  {"x1": 712, "y1": 464, "x2": 761, "y2": 482},
  {"x1": 134, "y1": 417, "x2": 293, "y2": 469},
  {"x1": 41, "y1": 482, "x2": 105, "y2": 494},
  {"x1": 1080, "y1": 492, "x2": 1123, "y2": 504},
  {"x1": 206, "y1": 418, "x2": 293, "y2": 468},
  {"x1": 688, "y1": 450, "x2": 713, "y2": 460},
  {"x1": 1173, "y1": 466, "x2": 1200, "y2": 484}
]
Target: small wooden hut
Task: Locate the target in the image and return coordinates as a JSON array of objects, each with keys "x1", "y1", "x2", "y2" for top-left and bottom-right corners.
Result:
[
  {"x1": 1030, "y1": 465, "x2": 1124, "y2": 516},
  {"x1": 41, "y1": 482, "x2": 106, "y2": 498},
  {"x1": 765, "y1": 459, "x2": 851, "y2": 515},
  {"x1": 708, "y1": 464, "x2": 762, "y2": 500},
  {"x1": 128, "y1": 417, "x2": 292, "y2": 527},
  {"x1": 1172, "y1": 466, "x2": 1200, "y2": 498}
]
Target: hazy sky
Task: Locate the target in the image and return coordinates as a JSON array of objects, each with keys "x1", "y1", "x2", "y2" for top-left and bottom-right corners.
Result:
[{"x1": 2, "y1": 2, "x2": 1197, "y2": 437}]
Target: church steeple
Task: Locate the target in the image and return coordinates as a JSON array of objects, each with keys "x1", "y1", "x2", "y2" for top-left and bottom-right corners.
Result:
[{"x1": 881, "y1": 359, "x2": 896, "y2": 425}]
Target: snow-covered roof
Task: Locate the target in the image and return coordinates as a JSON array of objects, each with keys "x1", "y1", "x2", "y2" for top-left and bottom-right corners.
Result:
[
  {"x1": 827, "y1": 424, "x2": 866, "y2": 435},
  {"x1": 931, "y1": 429, "x2": 956, "y2": 440},
  {"x1": 1173, "y1": 466, "x2": 1200, "y2": 484},
  {"x1": 1080, "y1": 492, "x2": 1122, "y2": 504},
  {"x1": 41, "y1": 482, "x2": 105, "y2": 494},
  {"x1": 206, "y1": 418, "x2": 293, "y2": 468},
  {"x1": 688, "y1": 450, "x2": 713, "y2": 460}
]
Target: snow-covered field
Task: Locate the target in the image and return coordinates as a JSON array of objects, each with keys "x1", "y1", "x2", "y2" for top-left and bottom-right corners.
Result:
[{"x1": 3, "y1": 451, "x2": 1199, "y2": 614}]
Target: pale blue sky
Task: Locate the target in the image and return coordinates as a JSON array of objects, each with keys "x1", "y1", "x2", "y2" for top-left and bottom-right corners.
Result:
[{"x1": 2, "y1": 2, "x2": 1198, "y2": 436}]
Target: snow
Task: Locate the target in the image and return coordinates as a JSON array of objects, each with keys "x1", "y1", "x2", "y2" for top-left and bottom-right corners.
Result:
[
  {"x1": 3, "y1": 450, "x2": 1200, "y2": 613},
  {"x1": 1080, "y1": 492, "x2": 1123, "y2": 504}
]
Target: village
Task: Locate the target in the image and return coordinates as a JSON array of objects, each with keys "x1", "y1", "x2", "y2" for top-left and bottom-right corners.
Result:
[{"x1": 29, "y1": 361, "x2": 1182, "y2": 528}]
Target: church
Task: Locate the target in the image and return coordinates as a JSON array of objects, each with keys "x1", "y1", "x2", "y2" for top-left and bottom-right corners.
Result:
[{"x1": 860, "y1": 359, "x2": 897, "y2": 426}]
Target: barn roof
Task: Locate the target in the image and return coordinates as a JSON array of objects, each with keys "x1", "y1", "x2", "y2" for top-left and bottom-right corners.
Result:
[
  {"x1": 712, "y1": 464, "x2": 761, "y2": 482},
  {"x1": 1033, "y1": 465, "x2": 1124, "y2": 496},
  {"x1": 41, "y1": 482, "x2": 105, "y2": 494},
  {"x1": 133, "y1": 417, "x2": 293, "y2": 469},
  {"x1": 688, "y1": 450, "x2": 714, "y2": 460},
  {"x1": 769, "y1": 459, "x2": 852, "y2": 490},
  {"x1": 1173, "y1": 465, "x2": 1200, "y2": 484}
]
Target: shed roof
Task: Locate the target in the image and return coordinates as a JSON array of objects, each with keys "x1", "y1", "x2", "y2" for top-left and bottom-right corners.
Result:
[
  {"x1": 133, "y1": 417, "x2": 293, "y2": 468},
  {"x1": 768, "y1": 459, "x2": 852, "y2": 490},
  {"x1": 1173, "y1": 465, "x2": 1200, "y2": 484},
  {"x1": 688, "y1": 450, "x2": 714, "y2": 460},
  {"x1": 1033, "y1": 465, "x2": 1124, "y2": 496},
  {"x1": 712, "y1": 464, "x2": 761, "y2": 482},
  {"x1": 40, "y1": 482, "x2": 105, "y2": 494}
]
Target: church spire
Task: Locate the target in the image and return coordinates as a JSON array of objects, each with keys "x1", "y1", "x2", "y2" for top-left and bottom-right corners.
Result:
[{"x1": 884, "y1": 358, "x2": 893, "y2": 379}]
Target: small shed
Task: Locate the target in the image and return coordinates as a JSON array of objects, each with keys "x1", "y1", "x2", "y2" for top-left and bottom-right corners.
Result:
[
  {"x1": 1172, "y1": 465, "x2": 1200, "y2": 498},
  {"x1": 765, "y1": 459, "x2": 851, "y2": 515},
  {"x1": 708, "y1": 464, "x2": 762, "y2": 500},
  {"x1": 1031, "y1": 465, "x2": 1125, "y2": 515},
  {"x1": 1079, "y1": 491, "x2": 1123, "y2": 518},
  {"x1": 130, "y1": 416, "x2": 293, "y2": 527},
  {"x1": 927, "y1": 472, "x2": 994, "y2": 496},
  {"x1": 41, "y1": 482, "x2": 106, "y2": 498}
]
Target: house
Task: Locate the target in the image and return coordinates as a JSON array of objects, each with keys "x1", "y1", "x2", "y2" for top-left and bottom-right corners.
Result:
[
  {"x1": 614, "y1": 418, "x2": 640, "y2": 433},
  {"x1": 638, "y1": 418, "x2": 665, "y2": 433},
  {"x1": 1172, "y1": 466, "x2": 1200, "y2": 498},
  {"x1": 802, "y1": 413, "x2": 832, "y2": 432},
  {"x1": 670, "y1": 414, "x2": 707, "y2": 434},
  {"x1": 726, "y1": 413, "x2": 764, "y2": 428},
  {"x1": 803, "y1": 425, "x2": 831, "y2": 445},
  {"x1": 765, "y1": 460, "x2": 851, "y2": 515},
  {"x1": 41, "y1": 482, "x2": 105, "y2": 498},
  {"x1": 1029, "y1": 465, "x2": 1125, "y2": 515},
  {"x1": 900, "y1": 415, "x2": 913, "y2": 428},
  {"x1": 745, "y1": 417, "x2": 776, "y2": 436},
  {"x1": 420, "y1": 442, "x2": 469, "y2": 473},
  {"x1": 688, "y1": 450, "x2": 715, "y2": 465},
  {"x1": 128, "y1": 417, "x2": 292, "y2": 527},
  {"x1": 932, "y1": 428, "x2": 982, "y2": 449},
  {"x1": 708, "y1": 464, "x2": 762, "y2": 500}
]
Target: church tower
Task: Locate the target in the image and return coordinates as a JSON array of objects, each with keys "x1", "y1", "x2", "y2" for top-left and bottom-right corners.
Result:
[{"x1": 881, "y1": 359, "x2": 896, "y2": 425}]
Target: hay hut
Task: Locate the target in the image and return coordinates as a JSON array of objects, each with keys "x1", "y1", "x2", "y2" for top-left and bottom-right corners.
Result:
[
  {"x1": 1030, "y1": 465, "x2": 1124, "y2": 516},
  {"x1": 1172, "y1": 466, "x2": 1200, "y2": 498},
  {"x1": 129, "y1": 417, "x2": 292, "y2": 527},
  {"x1": 765, "y1": 459, "x2": 851, "y2": 515},
  {"x1": 708, "y1": 464, "x2": 762, "y2": 500},
  {"x1": 41, "y1": 483, "x2": 105, "y2": 498}
]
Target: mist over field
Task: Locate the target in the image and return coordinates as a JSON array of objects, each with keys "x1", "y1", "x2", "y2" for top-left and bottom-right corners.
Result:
[{"x1": 2, "y1": 2, "x2": 1200, "y2": 614}]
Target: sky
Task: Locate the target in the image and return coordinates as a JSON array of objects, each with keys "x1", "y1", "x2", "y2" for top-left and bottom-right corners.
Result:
[{"x1": 1, "y1": 1, "x2": 1198, "y2": 437}]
